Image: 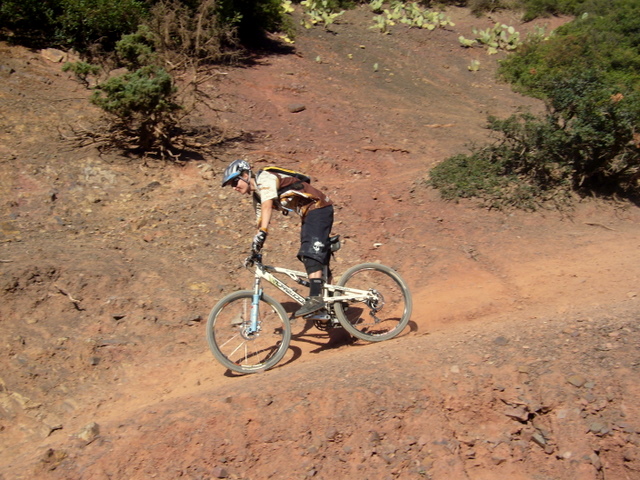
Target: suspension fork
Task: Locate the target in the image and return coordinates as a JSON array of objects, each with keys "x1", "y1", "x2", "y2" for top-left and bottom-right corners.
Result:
[{"x1": 249, "y1": 274, "x2": 263, "y2": 334}]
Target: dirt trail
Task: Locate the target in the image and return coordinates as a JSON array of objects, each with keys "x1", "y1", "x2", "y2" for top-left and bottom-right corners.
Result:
[{"x1": 1, "y1": 6, "x2": 639, "y2": 480}]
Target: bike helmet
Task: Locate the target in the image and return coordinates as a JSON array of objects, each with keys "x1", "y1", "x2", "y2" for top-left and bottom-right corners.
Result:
[{"x1": 221, "y1": 159, "x2": 251, "y2": 187}]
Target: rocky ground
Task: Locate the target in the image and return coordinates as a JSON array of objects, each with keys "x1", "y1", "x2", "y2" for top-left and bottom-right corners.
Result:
[{"x1": 1, "y1": 5, "x2": 639, "y2": 480}]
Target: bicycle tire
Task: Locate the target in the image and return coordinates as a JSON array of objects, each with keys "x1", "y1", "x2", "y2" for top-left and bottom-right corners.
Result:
[
  {"x1": 206, "y1": 290, "x2": 291, "y2": 374},
  {"x1": 334, "y1": 263, "x2": 412, "y2": 342}
]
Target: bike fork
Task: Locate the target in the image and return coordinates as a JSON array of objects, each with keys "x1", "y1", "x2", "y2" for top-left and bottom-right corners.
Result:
[{"x1": 249, "y1": 276, "x2": 262, "y2": 334}]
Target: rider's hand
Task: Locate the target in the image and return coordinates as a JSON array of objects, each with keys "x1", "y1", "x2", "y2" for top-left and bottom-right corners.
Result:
[{"x1": 251, "y1": 228, "x2": 268, "y2": 253}]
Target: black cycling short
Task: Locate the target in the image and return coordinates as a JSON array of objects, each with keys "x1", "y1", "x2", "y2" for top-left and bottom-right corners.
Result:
[{"x1": 297, "y1": 205, "x2": 334, "y2": 267}]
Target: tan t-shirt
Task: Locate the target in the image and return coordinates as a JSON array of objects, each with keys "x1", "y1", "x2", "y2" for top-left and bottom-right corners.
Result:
[{"x1": 253, "y1": 170, "x2": 332, "y2": 226}]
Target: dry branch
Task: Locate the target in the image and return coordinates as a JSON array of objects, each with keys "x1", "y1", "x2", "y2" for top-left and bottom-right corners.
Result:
[
  {"x1": 55, "y1": 284, "x2": 84, "y2": 310},
  {"x1": 362, "y1": 146, "x2": 411, "y2": 153},
  {"x1": 585, "y1": 222, "x2": 616, "y2": 231}
]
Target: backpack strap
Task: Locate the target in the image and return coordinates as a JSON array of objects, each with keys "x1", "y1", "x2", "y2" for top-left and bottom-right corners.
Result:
[{"x1": 258, "y1": 168, "x2": 305, "y2": 196}]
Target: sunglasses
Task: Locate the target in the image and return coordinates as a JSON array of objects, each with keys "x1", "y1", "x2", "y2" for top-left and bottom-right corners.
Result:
[{"x1": 229, "y1": 177, "x2": 242, "y2": 188}]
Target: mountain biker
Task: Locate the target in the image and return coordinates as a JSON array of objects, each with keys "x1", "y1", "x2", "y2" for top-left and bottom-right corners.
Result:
[{"x1": 221, "y1": 159, "x2": 335, "y2": 317}]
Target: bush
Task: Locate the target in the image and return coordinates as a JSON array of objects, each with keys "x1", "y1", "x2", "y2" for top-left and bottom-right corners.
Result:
[
  {"x1": 428, "y1": 0, "x2": 587, "y2": 19},
  {"x1": 518, "y1": 0, "x2": 586, "y2": 21},
  {"x1": 91, "y1": 66, "x2": 178, "y2": 119},
  {"x1": 428, "y1": 115, "x2": 575, "y2": 210},
  {"x1": 0, "y1": 0, "x2": 61, "y2": 47},
  {"x1": 499, "y1": 0, "x2": 640, "y2": 95},
  {"x1": 115, "y1": 24, "x2": 158, "y2": 70},
  {"x1": 90, "y1": 65, "x2": 181, "y2": 152},
  {"x1": 61, "y1": 1, "x2": 262, "y2": 157},
  {"x1": 1, "y1": 0, "x2": 291, "y2": 53},
  {"x1": 86, "y1": 10, "x2": 237, "y2": 157},
  {"x1": 428, "y1": 151, "x2": 519, "y2": 202},
  {"x1": 0, "y1": 0, "x2": 148, "y2": 51},
  {"x1": 428, "y1": 75, "x2": 640, "y2": 209},
  {"x1": 429, "y1": 0, "x2": 640, "y2": 209},
  {"x1": 62, "y1": 61, "x2": 101, "y2": 86},
  {"x1": 56, "y1": 0, "x2": 148, "y2": 52},
  {"x1": 146, "y1": 0, "x2": 241, "y2": 64}
]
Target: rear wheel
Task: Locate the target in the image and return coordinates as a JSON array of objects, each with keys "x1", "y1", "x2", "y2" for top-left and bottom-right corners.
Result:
[
  {"x1": 206, "y1": 290, "x2": 291, "y2": 374},
  {"x1": 334, "y1": 263, "x2": 412, "y2": 342}
]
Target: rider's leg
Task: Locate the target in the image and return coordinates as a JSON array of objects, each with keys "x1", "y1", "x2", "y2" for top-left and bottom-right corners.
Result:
[
  {"x1": 295, "y1": 257, "x2": 326, "y2": 317},
  {"x1": 295, "y1": 206, "x2": 334, "y2": 317}
]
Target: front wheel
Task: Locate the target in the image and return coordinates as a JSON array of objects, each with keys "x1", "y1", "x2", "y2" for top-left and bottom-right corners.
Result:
[
  {"x1": 206, "y1": 290, "x2": 291, "y2": 374},
  {"x1": 334, "y1": 263, "x2": 412, "y2": 342}
]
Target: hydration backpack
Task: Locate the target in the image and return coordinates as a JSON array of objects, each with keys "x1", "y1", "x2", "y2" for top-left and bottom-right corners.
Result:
[{"x1": 261, "y1": 166, "x2": 312, "y2": 185}]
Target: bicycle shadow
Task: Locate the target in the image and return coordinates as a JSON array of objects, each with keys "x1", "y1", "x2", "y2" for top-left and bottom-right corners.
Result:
[
  {"x1": 221, "y1": 304, "x2": 419, "y2": 377},
  {"x1": 283, "y1": 300, "x2": 419, "y2": 351},
  {"x1": 220, "y1": 303, "x2": 352, "y2": 378},
  {"x1": 282, "y1": 301, "x2": 355, "y2": 353}
]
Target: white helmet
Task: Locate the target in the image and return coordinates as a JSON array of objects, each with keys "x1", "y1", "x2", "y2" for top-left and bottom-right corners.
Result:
[{"x1": 221, "y1": 159, "x2": 251, "y2": 187}]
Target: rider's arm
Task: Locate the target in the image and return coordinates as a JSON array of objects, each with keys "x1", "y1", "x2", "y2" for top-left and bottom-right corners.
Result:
[
  {"x1": 254, "y1": 171, "x2": 279, "y2": 231},
  {"x1": 259, "y1": 198, "x2": 273, "y2": 232}
]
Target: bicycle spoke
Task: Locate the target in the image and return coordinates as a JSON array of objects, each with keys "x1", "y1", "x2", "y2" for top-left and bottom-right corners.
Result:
[
  {"x1": 218, "y1": 332, "x2": 242, "y2": 349},
  {"x1": 335, "y1": 264, "x2": 412, "y2": 342},
  {"x1": 207, "y1": 291, "x2": 291, "y2": 374}
]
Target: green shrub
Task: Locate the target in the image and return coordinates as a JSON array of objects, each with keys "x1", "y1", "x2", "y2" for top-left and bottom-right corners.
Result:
[
  {"x1": 428, "y1": 75, "x2": 640, "y2": 208},
  {"x1": 62, "y1": 61, "x2": 101, "y2": 86},
  {"x1": 64, "y1": 1, "x2": 258, "y2": 157},
  {"x1": 91, "y1": 66, "x2": 178, "y2": 119},
  {"x1": 90, "y1": 65, "x2": 181, "y2": 151},
  {"x1": 1, "y1": 0, "x2": 287, "y2": 54},
  {"x1": 0, "y1": 0, "x2": 148, "y2": 50},
  {"x1": 0, "y1": 0, "x2": 61, "y2": 47},
  {"x1": 57, "y1": 0, "x2": 148, "y2": 51},
  {"x1": 547, "y1": 75, "x2": 640, "y2": 195},
  {"x1": 115, "y1": 25, "x2": 158, "y2": 70},
  {"x1": 428, "y1": 115, "x2": 575, "y2": 210},
  {"x1": 429, "y1": 0, "x2": 640, "y2": 209},
  {"x1": 518, "y1": 0, "x2": 583, "y2": 21},
  {"x1": 499, "y1": 0, "x2": 640, "y2": 95},
  {"x1": 428, "y1": 151, "x2": 516, "y2": 202}
]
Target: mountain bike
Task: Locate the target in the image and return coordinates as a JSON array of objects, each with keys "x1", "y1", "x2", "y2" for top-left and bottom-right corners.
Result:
[{"x1": 206, "y1": 240, "x2": 412, "y2": 374}]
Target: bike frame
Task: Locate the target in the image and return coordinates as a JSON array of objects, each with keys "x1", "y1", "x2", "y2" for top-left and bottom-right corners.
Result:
[{"x1": 244, "y1": 259, "x2": 376, "y2": 334}]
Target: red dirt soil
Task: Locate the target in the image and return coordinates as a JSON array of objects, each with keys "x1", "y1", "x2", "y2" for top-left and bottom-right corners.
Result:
[{"x1": 1, "y1": 6, "x2": 639, "y2": 480}]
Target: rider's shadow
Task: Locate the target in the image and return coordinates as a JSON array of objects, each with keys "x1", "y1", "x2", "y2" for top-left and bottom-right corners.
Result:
[{"x1": 281, "y1": 301, "x2": 354, "y2": 354}]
